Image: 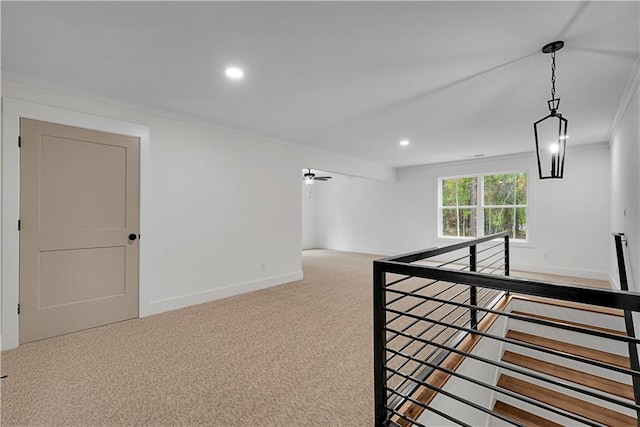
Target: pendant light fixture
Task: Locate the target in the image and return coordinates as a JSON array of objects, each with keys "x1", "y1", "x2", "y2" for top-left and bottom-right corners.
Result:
[{"x1": 534, "y1": 40, "x2": 568, "y2": 179}]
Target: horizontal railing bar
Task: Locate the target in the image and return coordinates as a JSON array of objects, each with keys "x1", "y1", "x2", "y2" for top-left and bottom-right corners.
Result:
[
  {"x1": 384, "y1": 333, "x2": 633, "y2": 425},
  {"x1": 390, "y1": 331, "x2": 468, "y2": 411},
  {"x1": 386, "y1": 310, "x2": 468, "y2": 363},
  {"x1": 385, "y1": 402, "x2": 438, "y2": 427},
  {"x1": 381, "y1": 247, "x2": 442, "y2": 265},
  {"x1": 386, "y1": 375, "x2": 520, "y2": 427},
  {"x1": 386, "y1": 341, "x2": 640, "y2": 413},
  {"x1": 481, "y1": 263, "x2": 507, "y2": 276},
  {"x1": 384, "y1": 288, "x2": 640, "y2": 345},
  {"x1": 386, "y1": 294, "x2": 470, "y2": 350},
  {"x1": 434, "y1": 253, "x2": 471, "y2": 269},
  {"x1": 386, "y1": 316, "x2": 466, "y2": 370},
  {"x1": 384, "y1": 310, "x2": 640, "y2": 377},
  {"x1": 476, "y1": 251, "x2": 504, "y2": 265},
  {"x1": 375, "y1": 260, "x2": 640, "y2": 312},
  {"x1": 476, "y1": 290, "x2": 506, "y2": 324},
  {"x1": 386, "y1": 313, "x2": 469, "y2": 381},
  {"x1": 476, "y1": 289, "x2": 496, "y2": 306},
  {"x1": 385, "y1": 278, "x2": 438, "y2": 304},
  {"x1": 476, "y1": 260, "x2": 504, "y2": 275},
  {"x1": 475, "y1": 240, "x2": 505, "y2": 255},
  {"x1": 385, "y1": 274, "x2": 416, "y2": 289},
  {"x1": 385, "y1": 365, "x2": 595, "y2": 427},
  {"x1": 385, "y1": 283, "x2": 465, "y2": 332},
  {"x1": 380, "y1": 232, "x2": 509, "y2": 264},
  {"x1": 388, "y1": 291, "x2": 507, "y2": 397},
  {"x1": 385, "y1": 279, "x2": 457, "y2": 316},
  {"x1": 387, "y1": 288, "x2": 504, "y2": 373},
  {"x1": 387, "y1": 311, "x2": 471, "y2": 394},
  {"x1": 477, "y1": 289, "x2": 500, "y2": 312},
  {"x1": 386, "y1": 292, "x2": 469, "y2": 330},
  {"x1": 387, "y1": 290, "x2": 508, "y2": 415},
  {"x1": 385, "y1": 363, "x2": 599, "y2": 427}
]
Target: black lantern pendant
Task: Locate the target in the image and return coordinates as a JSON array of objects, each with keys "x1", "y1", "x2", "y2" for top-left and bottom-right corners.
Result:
[{"x1": 534, "y1": 40, "x2": 568, "y2": 179}]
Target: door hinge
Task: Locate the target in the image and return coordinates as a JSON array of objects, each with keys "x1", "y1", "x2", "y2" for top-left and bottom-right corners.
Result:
[
  {"x1": 18, "y1": 136, "x2": 21, "y2": 148},
  {"x1": 17, "y1": 304, "x2": 20, "y2": 315},
  {"x1": 18, "y1": 219, "x2": 21, "y2": 231}
]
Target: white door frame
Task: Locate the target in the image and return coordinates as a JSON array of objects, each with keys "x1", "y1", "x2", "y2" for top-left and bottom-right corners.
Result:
[{"x1": 1, "y1": 97, "x2": 151, "y2": 350}]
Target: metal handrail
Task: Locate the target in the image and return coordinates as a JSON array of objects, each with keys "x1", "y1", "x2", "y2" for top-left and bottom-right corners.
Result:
[{"x1": 374, "y1": 232, "x2": 640, "y2": 427}]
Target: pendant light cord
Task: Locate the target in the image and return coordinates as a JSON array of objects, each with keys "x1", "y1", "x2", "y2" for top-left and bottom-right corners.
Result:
[{"x1": 551, "y1": 51, "x2": 557, "y2": 101}]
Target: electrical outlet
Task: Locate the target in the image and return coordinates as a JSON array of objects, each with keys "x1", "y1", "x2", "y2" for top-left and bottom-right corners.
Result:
[
  {"x1": 261, "y1": 262, "x2": 266, "y2": 271},
  {"x1": 544, "y1": 252, "x2": 549, "y2": 260}
]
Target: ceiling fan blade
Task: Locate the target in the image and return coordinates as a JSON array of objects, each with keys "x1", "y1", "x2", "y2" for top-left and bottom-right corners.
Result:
[{"x1": 315, "y1": 177, "x2": 332, "y2": 181}]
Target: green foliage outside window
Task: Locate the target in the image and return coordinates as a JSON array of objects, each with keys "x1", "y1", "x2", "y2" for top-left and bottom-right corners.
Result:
[
  {"x1": 483, "y1": 173, "x2": 527, "y2": 239},
  {"x1": 440, "y1": 172, "x2": 527, "y2": 240},
  {"x1": 441, "y1": 177, "x2": 478, "y2": 237}
]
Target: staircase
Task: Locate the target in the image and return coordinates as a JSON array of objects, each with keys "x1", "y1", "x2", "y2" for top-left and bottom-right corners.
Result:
[
  {"x1": 373, "y1": 233, "x2": 640, "y2": 427},
  {"x1": 490, "y1": 295, "x2": 636, "y2": 426}
]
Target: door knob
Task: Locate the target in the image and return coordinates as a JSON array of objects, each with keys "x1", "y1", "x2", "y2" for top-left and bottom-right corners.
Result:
[{"x1": 128, "y1": 233, "x2": 137, "y2": 241}]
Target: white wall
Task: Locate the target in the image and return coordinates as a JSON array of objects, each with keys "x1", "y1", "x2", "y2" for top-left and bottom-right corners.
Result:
[
  {"x1": 317, "y1": 146, "x2": 611, "y2": 279},
  {"x1": 301, "y1": 181, "x2": 317, "y2": 249},
  {"x1": 610, "y1": 88, "x2": 640, "y2": 291},
  {"x1": 0, "y1": 76, "x2": 394, "y2": 349}
]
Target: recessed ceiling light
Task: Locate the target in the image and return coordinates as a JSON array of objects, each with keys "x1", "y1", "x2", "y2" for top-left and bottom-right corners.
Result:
[
  {"x1": 225, "y1": 67, "x2": 244, "y2": 79},
  {"x1": 399, "y1": 140, "x2": 410, "y2": 146}
]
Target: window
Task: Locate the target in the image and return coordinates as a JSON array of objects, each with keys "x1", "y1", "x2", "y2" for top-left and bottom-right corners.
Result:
[{"x1": 439, "y1": 172, "x2": 528, "y2": 240}]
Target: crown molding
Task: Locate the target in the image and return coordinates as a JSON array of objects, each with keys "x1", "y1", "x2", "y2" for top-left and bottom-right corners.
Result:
[
  {"x1": 1, "y1": 70, "x2": 395, "y2": 181},
  {"x1": 1, "y1": 69, "x2": 298, "y2": 149}
]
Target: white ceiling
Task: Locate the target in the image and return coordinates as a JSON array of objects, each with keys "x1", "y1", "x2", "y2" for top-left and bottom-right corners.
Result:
[{"x1": 2, "y1": 1, "x2": 638, "y2": 167}]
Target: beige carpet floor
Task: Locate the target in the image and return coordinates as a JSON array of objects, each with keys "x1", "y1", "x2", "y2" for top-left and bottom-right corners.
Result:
[{"x1": 0, "y1": 249, "x2": 610, "y2": 426}]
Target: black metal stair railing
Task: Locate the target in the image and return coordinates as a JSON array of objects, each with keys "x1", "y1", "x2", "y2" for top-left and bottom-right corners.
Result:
[
  {"x1": 374, "y1": 232, "x2": 640, "y2": 427},
  {"x1": 614, "y1": 232, "x2": 640, "y2": 422}
]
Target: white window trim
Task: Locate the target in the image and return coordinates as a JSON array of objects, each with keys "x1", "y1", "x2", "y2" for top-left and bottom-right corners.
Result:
[{"x1": 436, "y1": 170, "x2": 530, "y2": 244}]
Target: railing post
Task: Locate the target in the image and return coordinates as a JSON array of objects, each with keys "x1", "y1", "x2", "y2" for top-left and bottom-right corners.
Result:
[
  {"x1": 504, "y1": 234, "x2": 510, "y2": 277},
  {"x1": 613, "y1": 233, "x2": 640, "y2": 426},
  {"x1": 469, "y1": 245, "x2": 478, "y2": 331},
  {"x1": 373, "y1": 261, "x2": 388, "y2": 427}
]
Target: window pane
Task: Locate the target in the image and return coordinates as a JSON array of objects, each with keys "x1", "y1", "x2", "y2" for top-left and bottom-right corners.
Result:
[
  {"x1": 442, "y1": 208, "x2": 458, "y2": 236},
  {"x1": 515, "y1": 207, "x2": 527, "y2": 240},
  {"x1": 484, "y1": 207, "x2": 527, "y2": 240},
  {"x1": 515, "y1": 173, "x2": 527, "y2": 205},
  {"x1": 441, "y1": 177, "x2": 478, "y2": 207},
  {"x1": 484, "y1": 174, "x2": 516, "y2": 206},
  {"x1": 443, "y1": 208, "x2": 477, "y2": 237}
]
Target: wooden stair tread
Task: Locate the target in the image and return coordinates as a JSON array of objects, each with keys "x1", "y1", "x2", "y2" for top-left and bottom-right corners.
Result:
[
  {"x1": 502, "y1": 350, "x2": 634, "y2": 400},
  {"x1": 512, "y1": 294, "x2": 624, "y2": 317},
  {"x1": 497, "y1": 374, "x2": 636, "y2": 426},
  {"x1": 493, "y1": 400, "x2": 562, "y2": 427},
  {"x1": 506, "y1": 330, "x2": 630, "y2": 369},
  {"x1": 511, "y1": 310, "x2": 625, "y2": 336}
]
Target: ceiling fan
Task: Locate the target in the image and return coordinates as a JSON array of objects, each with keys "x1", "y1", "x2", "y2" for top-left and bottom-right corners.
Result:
[{"x1": 303, "y1": 169, "x2": 332, "y2": 185}]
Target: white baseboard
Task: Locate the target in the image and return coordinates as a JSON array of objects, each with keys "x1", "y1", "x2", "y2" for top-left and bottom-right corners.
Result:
[
  {"x1": 141, "y1": 271, "x2": 303, "y2": 317},
  {"x1": 510, "y1": 262, "x2": 609, "y2": 281},
  {"x1": 320, "y1": 244, "x2": 395, "y2": 257},
  {"x1": 318, "y1": 247, "x2": 610, "y2": 282}
]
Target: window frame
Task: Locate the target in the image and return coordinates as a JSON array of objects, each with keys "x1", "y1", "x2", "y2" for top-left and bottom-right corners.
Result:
[{"x1": 437, "y1": 170, "x2": 530, "y2": 243}]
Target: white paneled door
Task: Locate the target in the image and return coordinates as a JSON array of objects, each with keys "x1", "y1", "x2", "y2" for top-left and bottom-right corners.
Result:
[{"x1": 19, "y1": 118, "x2": 140, "y2": 343}]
